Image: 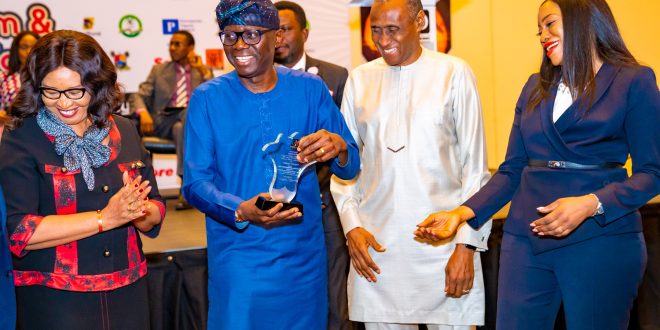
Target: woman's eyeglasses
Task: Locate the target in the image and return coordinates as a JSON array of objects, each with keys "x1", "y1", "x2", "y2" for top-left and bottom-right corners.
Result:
[{"x1": 39, "y1": 86, "x2": 87, "y2": 100}]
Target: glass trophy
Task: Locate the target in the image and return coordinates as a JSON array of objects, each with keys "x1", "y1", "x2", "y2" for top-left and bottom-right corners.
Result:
[{"x1": 256, "y1": 132, "x2": 316, "y2": 213}]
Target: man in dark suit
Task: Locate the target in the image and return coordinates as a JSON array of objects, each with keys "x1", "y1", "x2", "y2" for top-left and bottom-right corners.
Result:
[
  {"x1": 274, "y1": 1, "x2": 348, "y2": 107},
  {"x1": 274, "y1": 2, "x2": 353, "y2": 329},
  {"x1": 131, "y1": 30, "x2": 213, "y2": 210}
]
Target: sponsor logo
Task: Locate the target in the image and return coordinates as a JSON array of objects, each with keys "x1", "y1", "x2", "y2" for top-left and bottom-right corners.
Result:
[
  {"x1": 110, "y1": 51, "x2": 130, "y2": 70},
  {"x1": 83, "y1": 17, "x2": 94, "y2": 30},
  {"x1": 162, "y1": 19, "x2": 179, "y2": 34},
  {"x1": 160, "y1": 18, "x2": 203, "y2": 34},
  {"x1": 83, "y1": 17, "x2": 102, "y2": 36},
  {"x1": 119, "y1": 14, "x2": 142, "y2": 38},
  {"x1": 205, "y1": 49, "x2": 224, "y2": 70}
]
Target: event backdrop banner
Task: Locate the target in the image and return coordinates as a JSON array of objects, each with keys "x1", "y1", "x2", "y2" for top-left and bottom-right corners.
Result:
[{"x1": 1, "y1": 0, "x2": 351, "y2": 92}]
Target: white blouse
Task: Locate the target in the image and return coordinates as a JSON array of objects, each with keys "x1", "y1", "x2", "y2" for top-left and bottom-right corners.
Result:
[{"x1": 553, "y1": 80, "x2": 573, "y2": 122}]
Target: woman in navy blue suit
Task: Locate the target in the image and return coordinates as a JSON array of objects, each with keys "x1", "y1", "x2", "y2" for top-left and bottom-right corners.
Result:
[
  {"x1": 0, "y1": 113, "x2": 16, "y2": 329},
  {"x1": 416, "y1": 0, "x2": 660, "y2": 329}
]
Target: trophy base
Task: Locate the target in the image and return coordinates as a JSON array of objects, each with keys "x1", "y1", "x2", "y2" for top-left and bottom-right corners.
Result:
[{"x1": 255, "y1": 196, "x2": 304, "y2": 214}]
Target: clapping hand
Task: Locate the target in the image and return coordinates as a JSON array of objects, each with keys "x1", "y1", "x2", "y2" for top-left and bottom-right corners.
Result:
[{"x1": 101, "y1": 171, "x2": 152, "y2": 230}]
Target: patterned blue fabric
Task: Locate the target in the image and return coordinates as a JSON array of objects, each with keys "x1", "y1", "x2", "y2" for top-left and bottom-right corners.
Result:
[
  {"x1": 215, "y1": 0, "x2": 279, "y2": 30},
  {"x1": 36, "y1": 108, "x2": 110, "y2": 191}
]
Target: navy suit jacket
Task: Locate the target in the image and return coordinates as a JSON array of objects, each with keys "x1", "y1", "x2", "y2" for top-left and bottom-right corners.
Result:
[
  {"x1": 464, "y1": 63, "x2": 660, "y2": 253},
  {"x1": 0, "y1": 188, "x2": 16, "y2": 329}
]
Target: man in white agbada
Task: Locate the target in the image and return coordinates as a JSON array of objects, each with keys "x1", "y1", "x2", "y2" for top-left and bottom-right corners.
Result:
[{"x1": 330, "y1": 0, "x2": 492, "y2": 329}]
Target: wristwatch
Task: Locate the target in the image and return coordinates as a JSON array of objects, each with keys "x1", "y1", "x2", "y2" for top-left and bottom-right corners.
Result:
[
  {"x1": 461, "y1": 244, "x2": 478, "y2": 251},
  {"x1": 589, "y1": 193, "x2": 604, "y2": 216}
]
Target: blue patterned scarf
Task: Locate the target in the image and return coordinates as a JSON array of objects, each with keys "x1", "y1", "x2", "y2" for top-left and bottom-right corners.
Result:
[{"x1": 36, "y1": 108, "x2": 111, "y2": 191}]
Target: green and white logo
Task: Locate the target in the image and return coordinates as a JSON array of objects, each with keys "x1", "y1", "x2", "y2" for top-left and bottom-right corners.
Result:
[{"x1": 119, "y1": 14, "x2": 142, "y2": 38}]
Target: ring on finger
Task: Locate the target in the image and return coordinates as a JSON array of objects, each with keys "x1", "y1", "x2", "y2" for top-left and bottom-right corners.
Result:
[
  {"x1": 319, "y1": 147, "x2": 325, "y2": 154},
  {"x1": 463, "y1": 289, "x2": 470, "y2": 293}
]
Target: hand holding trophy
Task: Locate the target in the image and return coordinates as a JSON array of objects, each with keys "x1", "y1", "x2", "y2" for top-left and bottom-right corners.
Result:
[
  {"x1": 257, "y1": 132, "x2": 318, "y2": 213},
  {"x1": 234, "y1": 131, "x2": 347, "y2": 226}
]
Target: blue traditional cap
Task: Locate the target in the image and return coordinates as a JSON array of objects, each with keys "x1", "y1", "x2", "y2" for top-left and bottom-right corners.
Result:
[{"x1": 215, "y1": 0, "x2": 280, "y2": 30}]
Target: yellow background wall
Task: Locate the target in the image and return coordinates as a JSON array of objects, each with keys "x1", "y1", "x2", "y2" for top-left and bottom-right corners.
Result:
[{"x1": 350, "y1": 0, "x2": 660, "y2": 168}]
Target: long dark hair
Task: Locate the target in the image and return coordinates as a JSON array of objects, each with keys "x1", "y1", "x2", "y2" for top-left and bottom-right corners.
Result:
[
  {"x1": 7, "y1": 31, "x2": 40, "y2": 75},
  {"x1": 527, "y1": 0, "x2": 637, "y2": 112},
  {"x1": 9, "y1": 30, "x2": 122, "y2": 128}
]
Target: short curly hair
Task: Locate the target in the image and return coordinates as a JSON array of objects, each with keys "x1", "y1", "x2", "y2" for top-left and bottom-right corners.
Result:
[{"x1": 9, "y1": 30, "x2": 122, "y2": 129}]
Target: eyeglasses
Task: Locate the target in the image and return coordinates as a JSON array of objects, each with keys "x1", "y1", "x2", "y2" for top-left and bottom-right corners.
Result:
[
  {"x1": 39, "y1": 86, "x2": 88, "y2": 100},
  {"x1": 218, "y1": 29, "x2": 273, "y2": 46}
]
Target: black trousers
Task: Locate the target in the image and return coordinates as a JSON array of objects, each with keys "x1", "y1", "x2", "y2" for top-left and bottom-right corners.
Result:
[{"x1": 16, "y1": 277, "x2": 149, "y2": 330}]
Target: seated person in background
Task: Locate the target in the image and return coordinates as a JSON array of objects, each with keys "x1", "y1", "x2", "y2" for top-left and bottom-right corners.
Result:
[
  {"x1": 0, "y1": 31, "x2": 40, "y2": 112},
  {"x1": 131, "y1": 30, "x2": 213, "y2": 210}
]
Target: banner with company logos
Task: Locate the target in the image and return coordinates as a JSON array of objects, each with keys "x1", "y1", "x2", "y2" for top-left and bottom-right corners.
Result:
[
  {"x1": 0, "y1": 0, "x2": 351, "y2": 92},
  {"x1": 0, "y1": 0, "x2": 351, "y2": 192}
]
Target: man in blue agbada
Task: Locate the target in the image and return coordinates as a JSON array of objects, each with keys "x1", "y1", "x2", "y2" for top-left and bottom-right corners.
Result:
[{"x1": 182, "y1": 0, "x2": 360, "y2": 328}]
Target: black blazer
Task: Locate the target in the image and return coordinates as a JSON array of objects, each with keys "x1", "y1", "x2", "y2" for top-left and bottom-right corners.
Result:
[
  {"x1": 305, "y1": 55, "x2": 349, "y2": 108},
  {"x1": 302, "y1": 55, "x2": 349, "y2": 232}
]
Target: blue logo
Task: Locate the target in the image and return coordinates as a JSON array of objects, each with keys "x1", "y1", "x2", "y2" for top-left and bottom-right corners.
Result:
[{"x1": 162, "y1": 19, "x2": 179, "y2": 34}]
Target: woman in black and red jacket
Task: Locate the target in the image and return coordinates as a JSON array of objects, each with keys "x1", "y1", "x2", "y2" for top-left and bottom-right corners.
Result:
[{"x1": 0, "y1": 30, "x2": 165, "y2": 329}]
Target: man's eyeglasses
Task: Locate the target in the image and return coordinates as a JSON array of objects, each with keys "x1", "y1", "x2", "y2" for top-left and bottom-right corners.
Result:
[
  {"x1": 39, "y1": 86, "x2": 87, "y2": 100},
  {"x1": 219, "y1": 29, "x2": 273, "y2": 46}
]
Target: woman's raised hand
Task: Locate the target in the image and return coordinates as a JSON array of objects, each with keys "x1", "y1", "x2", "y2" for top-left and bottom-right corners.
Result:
[{"x1": 101, "y1": 171, "x2": 152, "y2": 230}]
